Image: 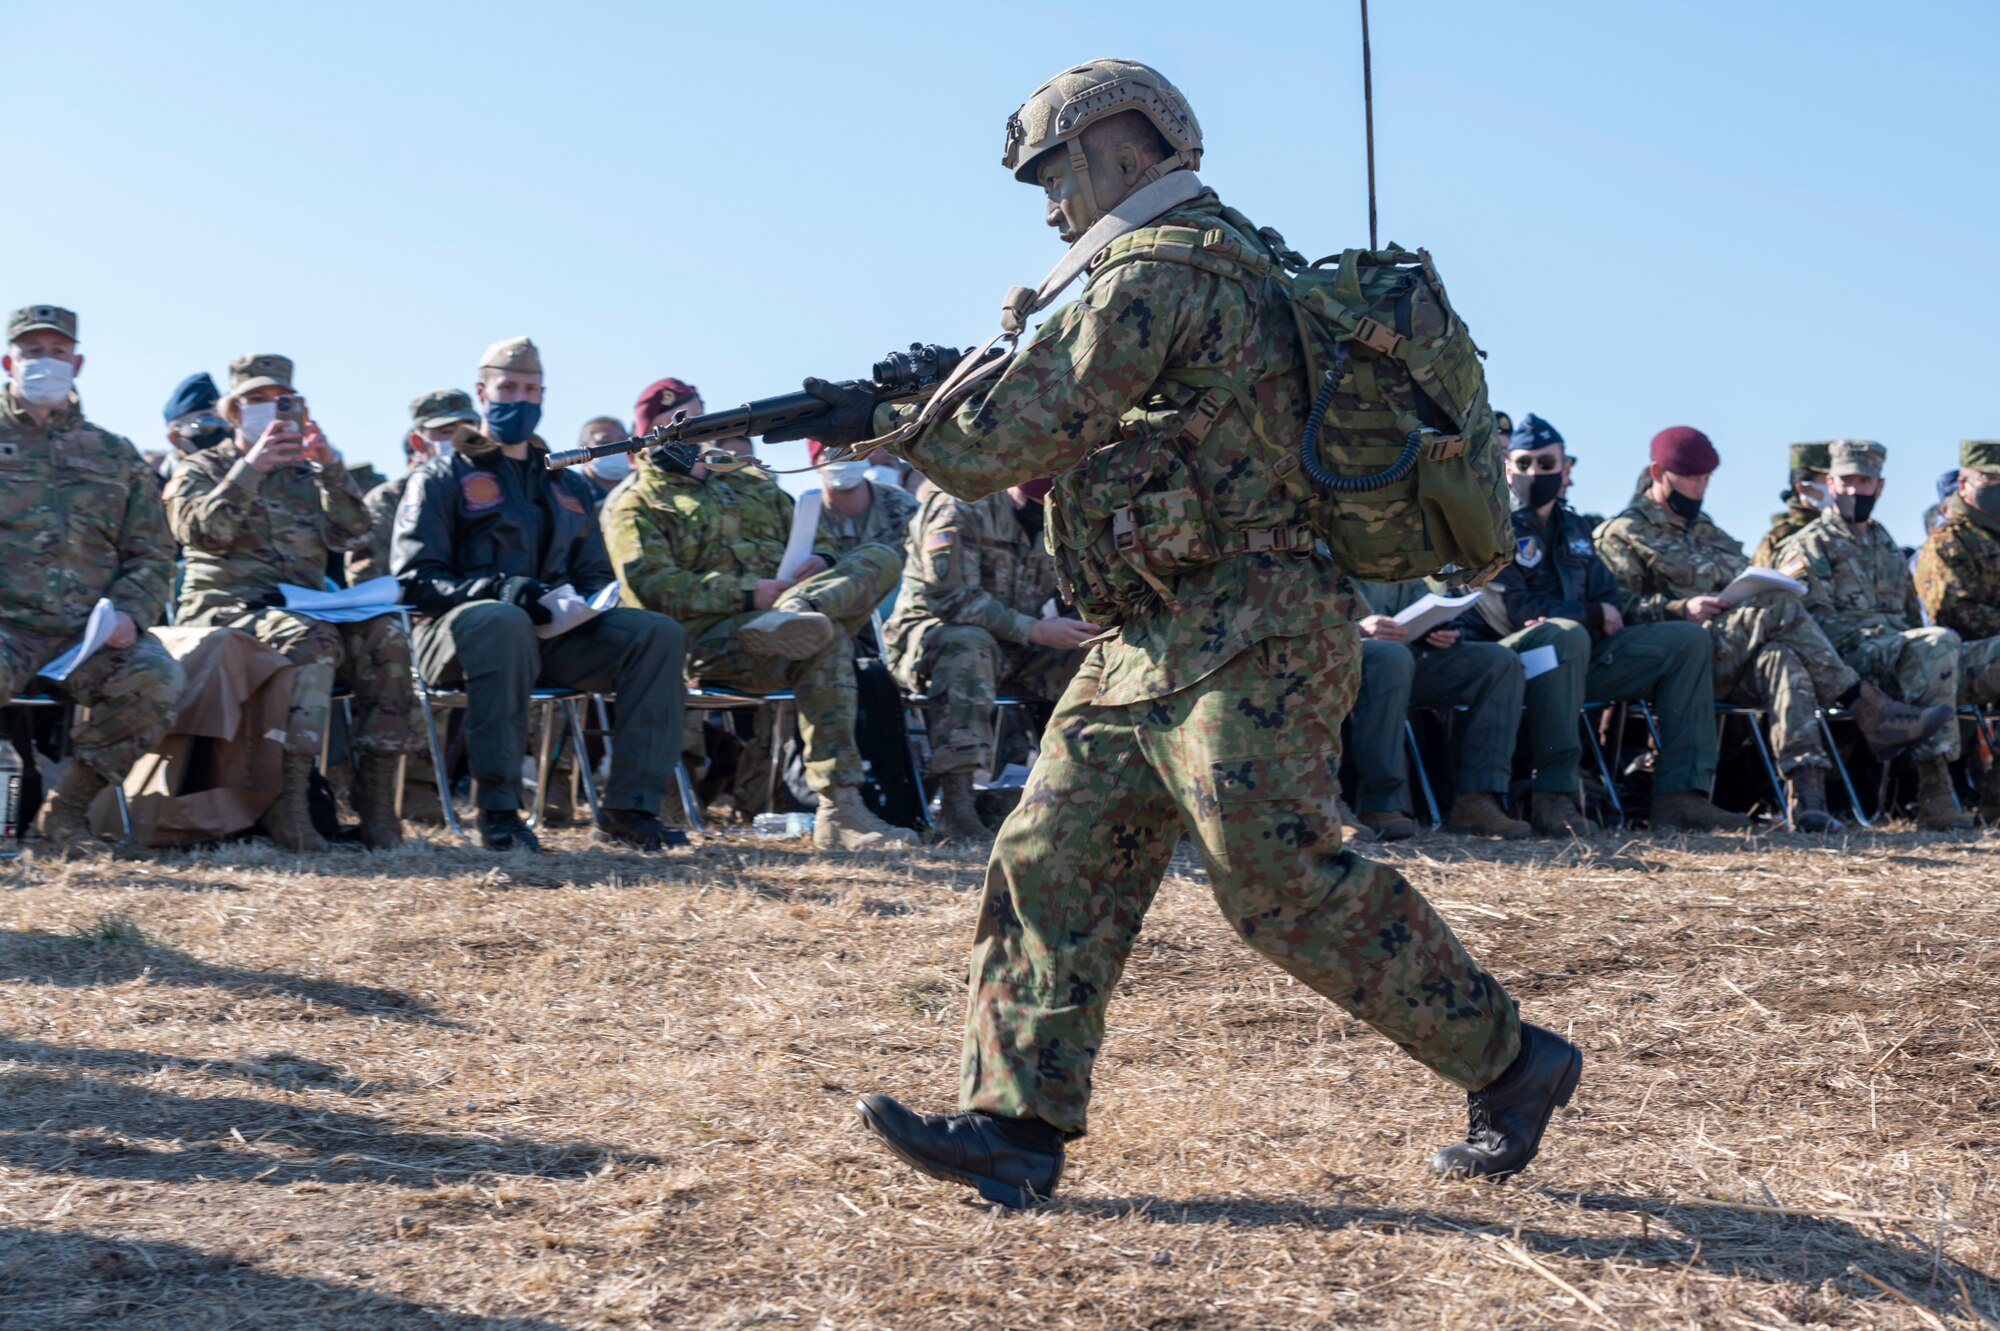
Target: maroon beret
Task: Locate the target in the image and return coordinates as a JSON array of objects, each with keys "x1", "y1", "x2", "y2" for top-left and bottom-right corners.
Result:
[
  {"x1": 1650, "y1": 425, "x2": 1719, "y2": 476},
  {"x1": 634, "y1": 377, "x2": 701, "y2": 435}
]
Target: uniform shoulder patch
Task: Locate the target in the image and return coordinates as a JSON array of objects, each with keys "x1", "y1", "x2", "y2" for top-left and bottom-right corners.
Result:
[
  {"x1": 924, "y1": 529, "x2": 956, "y2": 553},
  {"x1": 460, "y1": 471, "x2": 503, "y2": 512},
  {"x1": 554, "y1": 488, "x2": 587, "y2": 515},
  {"x1": 1515, "y1": 535, "x2": 1543, "y2": 569},
  {"x1": 1780, "y1": 555, "x2": 1807, "y2": 578}
]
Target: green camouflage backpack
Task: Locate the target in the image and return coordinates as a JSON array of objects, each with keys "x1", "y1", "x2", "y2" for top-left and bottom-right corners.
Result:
[{"x1": 1082, "y1": 214, "x2": 1510, "y2": 589}]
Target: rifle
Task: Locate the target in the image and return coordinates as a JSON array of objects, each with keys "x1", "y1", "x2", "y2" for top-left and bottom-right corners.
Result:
[{"x1": 544, "y1": 342, "x2": 1004, "y2": 474}]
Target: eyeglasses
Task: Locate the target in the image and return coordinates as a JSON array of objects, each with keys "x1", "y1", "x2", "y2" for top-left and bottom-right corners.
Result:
[
  {"x1": 1509, "y1": 455, "x2": 1565, "y2": 474},
  {"x1": 172, "y1": 415, "x2": 227, "y2": 436}
]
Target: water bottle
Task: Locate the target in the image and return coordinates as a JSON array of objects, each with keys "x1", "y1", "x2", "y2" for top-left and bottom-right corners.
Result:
[
  {"x1": 751, "y1": 811, "x2": 815, "y2": 838},
  {"x1": 0, "y1": 741, "x2": 21, "y2": 857}
]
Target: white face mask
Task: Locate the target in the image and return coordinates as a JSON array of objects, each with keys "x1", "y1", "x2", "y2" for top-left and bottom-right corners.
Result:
[
  {"x1": 237, "y1": 400, "x2": 279, "y2": 440},
  {"x1": 864, "y1": 464, "x2": 902, "y2": 489},
  {"x1": 587, "y1": 451, "x2": 632, "y2": 484},
  {"x1": 1798, "y1": 481, "x2": 1829, "y2": 511},
  {"x1": 14, "y1": 357, "x2": 75, "y2": 407},
  {"x1": 820, "y1": 460, "x2": 869, "y2": 491}
]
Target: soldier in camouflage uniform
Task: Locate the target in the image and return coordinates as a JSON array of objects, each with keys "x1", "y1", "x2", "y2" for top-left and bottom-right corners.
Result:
[
  {"x1": 601, "y1": 444, "x2": 916, "y2": 852},
  {"x1": 769, "y1": 61, "x2": 1581, "y2": 1204},
  {"x1": 885, "y1": 479, "x2": 1092, "y2": 841},
  {"x1": 1595, "y1": 428, "x2": 1949, "y2": 831},
  {"x1": 1751, "y1": 442, "x2": 1831, "y2": 568},
  {"x1": 167, "y1": 354, "x2": 411, "y2": 851},
  {"x1": 0, "y1": 305, "x2": 184, "y2": 854},
  {"x1": 1914, "y1": 441, "x2": 2000, "y2": 820},
  {"x1": 808, "y1": 437, "x2": 920, "y2": 564},
  {"x1": 1778, "y1": 439, "x2": 2000, "y2": 830}
]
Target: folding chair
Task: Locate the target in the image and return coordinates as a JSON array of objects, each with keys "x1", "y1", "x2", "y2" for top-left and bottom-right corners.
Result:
[
  {"x1": 1710, "y1": 702, "x2": 1788, "y2": 826},
  {"x1": 1578, "y1": 702, "x2": 1628, "y2": 827},
  {"x1": 1816, "y1": 708, "x2": 1873, "y2": 828},
  {"x1": 1404, "y1": 717, "x2": 1441, "y2": 827},
  {"x1": 5, "y1": 693, "x2": 133, "y2": 846},
  {"x1": 585, "y1": 692, "x2": 713, "y2": 837}
]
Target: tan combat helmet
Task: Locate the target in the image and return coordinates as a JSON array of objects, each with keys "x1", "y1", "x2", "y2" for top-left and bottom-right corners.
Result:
[{"x1": 1002, "y1": 58, "x2": 1203, "y2": 200}]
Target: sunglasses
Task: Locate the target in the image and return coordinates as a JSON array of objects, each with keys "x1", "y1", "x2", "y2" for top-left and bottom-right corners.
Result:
[{"x1": 1509, "y1": 454, "x2": 1565, "y2": 474}]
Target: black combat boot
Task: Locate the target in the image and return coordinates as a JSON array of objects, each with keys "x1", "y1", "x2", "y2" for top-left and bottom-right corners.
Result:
[
  {"x1": 1786, "y1": 766, "x2": 1839, "y2": 833},
  {"x1": 855, "y1": 1094, "x2": 1064, "y2": 1208},
  {"x1": 593, "y1": 807, "x2": 687, "y2": 850},
  {"x1": 477, "y1": 809, "x2": 544, "y2": 853},
  {"x1": 1430, "y1": 1023, "x2": 1583, "y2": 1180}
]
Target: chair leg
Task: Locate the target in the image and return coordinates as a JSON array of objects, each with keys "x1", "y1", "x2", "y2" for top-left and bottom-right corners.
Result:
[
  {"x1": 563, "y1": 697, "x2": 602, "y2": 824},
  {"x1": 767, "y1": 700, "x2": 792, "y2": 811},
  {"x1": 1818, "y1": 710, "x2": 1870, "y2": 828},
  {"x1": 673, "y1": 759, "x2": 707, "y2": 836},
  {"x1": 113, "y1": 785, "x2": 133, "y2": 840},
  {"x1": 1580, "y1": 706, "x2": 1625, "y2": 828},
  {"x1": 1405, "y1": 719, "x2": 1440, "y2": 827},
  {"x1": 528, "y1": 700, "x2": 557, "y2": 830},
  {"x1": 416, "y1": 689, "x2": 463, "y2": 839},
  {"x1": 1743, "y1": 712, "x2": 1788, "y2": 827}
]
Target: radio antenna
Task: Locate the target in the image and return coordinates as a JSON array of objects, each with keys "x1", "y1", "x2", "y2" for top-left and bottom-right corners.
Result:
[{"x1": 1361, "y1": 0, "x2": 1378, "y2": 249}]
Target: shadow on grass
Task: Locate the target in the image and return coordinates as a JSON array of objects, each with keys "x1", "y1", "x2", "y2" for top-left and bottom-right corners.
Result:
[
  {"x1": 0, "y1": 1226, "x2": 564, "y2": 1330},
  {"x1": 0, "y1": 929, "x2": 460, "y2": 1027},
  {"x1": 1058, "y1": 1191, "x2": 1999, "y2": 1324},
  {"x1": 0, "y1": 1039, "x2": 394, "y2": 1096},
  {"x1": 0, "y1": 1065, "x2": 657, "y2": 1188}
]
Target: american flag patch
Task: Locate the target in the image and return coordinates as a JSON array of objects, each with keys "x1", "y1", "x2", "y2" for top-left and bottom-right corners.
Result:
[
  {"x1": 1781, "y1": 556, "x2": 1807, "y2": 578},
  {"x1": 924, "y1": 530, "x2": 955, "y2": 553}
]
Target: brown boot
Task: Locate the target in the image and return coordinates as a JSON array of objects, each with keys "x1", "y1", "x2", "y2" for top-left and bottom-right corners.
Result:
[
  {"x1": 1850, "y1": 681, "x2": 1954, "y2": 758},
  {"x1": 267, "y1": 754, "x2": 329, "y2": 852},
  {"x1": 37, "y1": 762, "x2": 110, "y2": 856},
  {"x1": 1446, "y1": 792, "x2": 1531, "y2": 840},
  {"x1": 1785, "y1": 766, "x2": 1839, "y2": 833},
  {"x1": 813, "y1": 784, "x2": 916, "y2": 851},
  {"x1": 1334, "y1": 797, "x2": 1374, "y2": 844},
  {"x1": 1980, "y1": 763, "x2": 2000, "y2": 825},
  {"x1": 932, "y1": 771, "x2": 990, "y2": 843},
  {"x1": 1915, "y1": 757, "x2": 1974, "y2": 830},
  {"x1": 1651, "y1": 790, "x2": 1749, "y2": 832},
  {"x1": 740, "y1": 610, "x2": 837, "y2": 660},
  {"x1": 1530, "y1": 791, "x2": 1600, "y2": 837},
  {"x1": 354, "y1": 754, "x2": 404, "y2": 850},
  {"x1": 1358, "y1": 808, "x2": 1417, "y2": 841}
]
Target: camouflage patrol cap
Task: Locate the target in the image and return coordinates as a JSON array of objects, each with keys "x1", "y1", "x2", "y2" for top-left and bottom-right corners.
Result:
[
  {"x1": 6, "y1": 304, "x2": 77, "y2": 342},
  {"x1": 1002, "y1": 58, "x2": 1202, "y2": 183},
  {"x1": 1827, "y1": 438, "x2": 1886, "y2": 479},
  {"x1": 1787, "y1": 441, "x2": 1832, "y2": 473},
  {"x1": 480, "y1": 336, "x2": 542, "y2": 375},
  {"x1": 409, "y1": 387, "x2": 479, "y2": 428},
  {"x1": 1960, "y1": 440, "x2": 2000, "y2": 471},
  {"x1": 224, "y1": 353, "x2": 295, "y2": 400}
]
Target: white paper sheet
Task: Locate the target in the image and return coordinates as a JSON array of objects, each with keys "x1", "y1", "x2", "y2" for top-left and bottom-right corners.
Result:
[
  {"x1": 278, "y1": 576, "x2": 403, "y2": 623},
  {"x1": 1518, "y1": 644, "x2": 1560, "y2": 680},
  {"x1": 37, "y1": 598, "x2": 118, "y2": 682},
  {"x1": 536, "y1": 582, "x2": 623, "y2": 640},
  {"x1": 1719, "y1": 566, "x2": 1806, "y2": 603},
  {"x1": 1392, "y1": 590, "x2": 1484, "y2": 641},
  {"x1": 779, "y1": 489, "x2": 824, "y2": 580}
]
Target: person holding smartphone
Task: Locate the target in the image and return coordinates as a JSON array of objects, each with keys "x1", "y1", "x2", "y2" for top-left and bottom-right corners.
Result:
[{"x1": 164, "y1": 353, "x2": 412, "y2": 851}]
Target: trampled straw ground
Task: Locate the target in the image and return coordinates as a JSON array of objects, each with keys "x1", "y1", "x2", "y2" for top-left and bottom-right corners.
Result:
[{"x1": 2, "y1": 829, "x2": 1996, "y2": 1329}]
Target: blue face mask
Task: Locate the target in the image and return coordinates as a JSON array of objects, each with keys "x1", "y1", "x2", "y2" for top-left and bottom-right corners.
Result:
[{"x1": 484, "y1": 399, "x2": 542, "y2": 445}]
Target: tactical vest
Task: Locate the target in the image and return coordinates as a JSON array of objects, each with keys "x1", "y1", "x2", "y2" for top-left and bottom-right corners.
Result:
[{"x1": 1044, "y1": 209, "x2": 1508, "y2": 624}]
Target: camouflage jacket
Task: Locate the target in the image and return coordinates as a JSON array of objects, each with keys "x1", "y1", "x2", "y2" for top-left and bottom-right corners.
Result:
[
  {"x1": 1914, "y1": 496, "x2": 2000, "y2": 641},
  {"x1": 1593, "y1": 492, "x2": 1747, "y2": 622},
  {"x1": 883, "y1": 487, "x2": 1059, "y2": 675},
  {"x1": 1777, "y1": 509, "x2": 1919, "y2": 650},
  {"x1": 816, "y1": 480, "x2": 917, "y2": 561},
  {"x1": 0, "y1": 391, "x2": 174, "y2": 639},
  {"x1": 1752, "y1": 501, "x2": 1818, "y2": 568},
  {"x1": 349, "y1": 472, "x2": 411, "y2": 581},
  {"x1": 602, "y1": 457, "x2": 834, "y2": 636},
  {"x1": 167, "y1": 438, "x2": 372, "y2": 625},
  {"x1": 880, "y1": 189, "x2": 1355, "y2": 706}
]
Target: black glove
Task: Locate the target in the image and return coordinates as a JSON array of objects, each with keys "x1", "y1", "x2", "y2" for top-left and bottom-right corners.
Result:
[
  {"x1": 761, "y1": 376, "x2": 882, "y2": 447},
  {"x1": 497, "y1": 575, "x2": 554, "y2": 626}
]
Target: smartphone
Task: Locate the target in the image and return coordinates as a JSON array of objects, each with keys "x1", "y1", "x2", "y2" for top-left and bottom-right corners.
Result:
[{"x1": 274, "y1": 394, "x2": 307, "y2": 435}]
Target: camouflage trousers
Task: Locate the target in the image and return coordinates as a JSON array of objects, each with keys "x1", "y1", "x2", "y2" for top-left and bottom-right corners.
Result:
[
  {"x1": 1843, "y1": 626, "x2": 2000, "y2": 762},
  {"x1": 961, "y1": 625, "x2": 1522, "y2": 1137},
  {"x1": 0, "y1": 626, "x2": 185, "y2": 784},
  {"x1": 1709, "y1": 593, "x2": 1857, "y2": 774},
  {"x1": 689, "y1": 543, "x2": 901, "y2": 792},
  {"x1": 901, "y1": 624, "x2": 1085, "y2": 776},
  {"x1": 225, "y1": 609, "x2": 412, "y2": 757}
]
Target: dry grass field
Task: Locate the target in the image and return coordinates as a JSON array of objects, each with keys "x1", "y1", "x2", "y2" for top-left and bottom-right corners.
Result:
[{"x1": 2, "y1": 826, "x2": 1998, "y2": 1330}]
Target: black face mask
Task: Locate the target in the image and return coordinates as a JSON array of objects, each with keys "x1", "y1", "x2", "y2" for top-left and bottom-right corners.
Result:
[
  {"x1": 1015, "y1": 498, "x2": 1046, "y2": 536},
  {"x1": 1836, "y1": 492, "x2": 1878, "y2": 524},
  {"x1": 1969, "y1": 484, "x2": 2000, "y2": 522},
  {"x1": 175, "y1": 425, "x2": 231, "y2": 454},
  {"x1": 1513, "y1": 470, "x2": 1563, "y2": 510},
  {"x1": 1664, "y1": 488, "x2": 1703, "y2": 521}
]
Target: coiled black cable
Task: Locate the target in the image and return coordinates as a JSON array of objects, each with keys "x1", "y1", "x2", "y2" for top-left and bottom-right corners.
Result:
[{"x1": 1299, "y1": 345, "x2": 1424, "y2": 493}]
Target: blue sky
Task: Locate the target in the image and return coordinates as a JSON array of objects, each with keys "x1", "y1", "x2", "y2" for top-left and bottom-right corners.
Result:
[{"x1": 7, "y1": 0, "x2": 1995, "y2": 545}]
